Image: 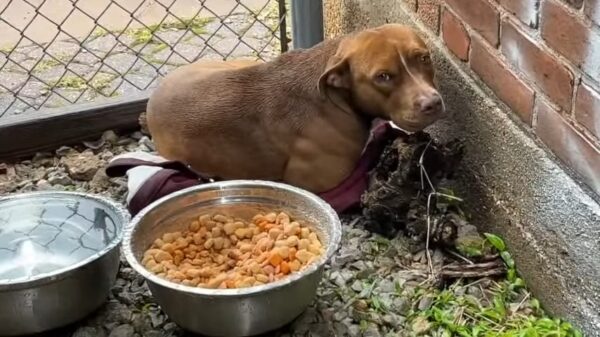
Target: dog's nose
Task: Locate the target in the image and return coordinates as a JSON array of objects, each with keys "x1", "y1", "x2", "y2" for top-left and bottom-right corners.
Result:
[{"x1": 416, "y1": 93, "x2": 443, "y2": 115}]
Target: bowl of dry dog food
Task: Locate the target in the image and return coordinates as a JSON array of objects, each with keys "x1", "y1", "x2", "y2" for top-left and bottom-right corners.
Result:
[{"x1": 123, "y1": 180, "x2": 342, "y2": 336}]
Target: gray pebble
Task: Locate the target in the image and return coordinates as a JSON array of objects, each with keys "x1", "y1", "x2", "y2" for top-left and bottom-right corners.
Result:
[
  {"x1": 102, "y1": 130, "x2": 120, "y2": 144},
  {"x1": 363, "y1": 324, "x2": 382, "y2": 337},
  {"x1": 47, "y1": 171, "x2": 73, "y2": 185},
  {"x1": 138, "y1": 136, "x2": 155, "y2": 151},
  {"x1": 55, "y1": 146, "x2": 74, "y2": 156},
  {"x1": 378, "y1": 280, "x2": 396, "y2": 293},
  {"x1": 73, "y1": 326, "x2": 106, "y2": 337},
  {"x1": 108, "y1": 324, "x2": 135, "y2": 337},
  {"x1": 351, "y1": 279, "x2": 363, "y2": 292},
  {"x1": 418, "y1": 296, "x2": 434, "y2": 311},
  {"x1": 392, "y1": 297, "x2": 410, "y2": 315}
]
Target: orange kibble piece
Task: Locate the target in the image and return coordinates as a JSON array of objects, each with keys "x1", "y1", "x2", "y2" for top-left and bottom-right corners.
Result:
[
  {"x1": 289, "y1": 247, "x2": 297, "y2": 260},
  {"x1": 269, "y1": 252, "x2": 283, "y2": 267},
  {"x1": 144, "y1": 211, "x2": 323, "y2": 289}
]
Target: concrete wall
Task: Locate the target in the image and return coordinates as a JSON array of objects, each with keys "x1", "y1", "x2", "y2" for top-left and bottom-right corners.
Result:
[{"x1": 323, "y1": 0, "x2": 600, "y2": 335}]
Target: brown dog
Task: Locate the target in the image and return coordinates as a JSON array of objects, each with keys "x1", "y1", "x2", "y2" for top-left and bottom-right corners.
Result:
[{"x1": 146, "y1": 24, "x2": 445, "y2": 194}]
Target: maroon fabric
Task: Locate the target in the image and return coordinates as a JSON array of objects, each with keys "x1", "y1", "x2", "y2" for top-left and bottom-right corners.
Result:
[
  {"x1": 127, "y1": 169, "x2": 200, "y2": 216},
  {"x1": 318, "y1": 122, "x2": 400, "y2": 212},
  {"x1": 106, "y1": 122, "x2": 402, "y2": 216}
]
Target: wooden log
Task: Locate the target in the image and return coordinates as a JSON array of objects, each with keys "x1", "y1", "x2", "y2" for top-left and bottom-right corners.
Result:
[{"x1": 0, "y1": 91, "x2": 149, "y2": 161}]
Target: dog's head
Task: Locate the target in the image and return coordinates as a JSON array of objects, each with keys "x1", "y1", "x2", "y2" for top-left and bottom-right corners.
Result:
[{"x1": 319, "y1": 24, "x2": 445, "y2": 132}]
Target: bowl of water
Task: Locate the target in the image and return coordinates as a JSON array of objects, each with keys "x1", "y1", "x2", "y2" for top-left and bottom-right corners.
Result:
[{"x1": 0, "y1": 191, "x2": 129, "y2": 336}]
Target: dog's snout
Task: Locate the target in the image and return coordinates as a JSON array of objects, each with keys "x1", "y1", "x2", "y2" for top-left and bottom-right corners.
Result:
[{"x1": 415, "y1": 93, "x2": 443, "y2": 115}]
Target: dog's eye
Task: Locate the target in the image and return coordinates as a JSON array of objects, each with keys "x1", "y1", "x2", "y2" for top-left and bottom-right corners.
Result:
[
  {"x1": 375, "y1": 72, "x2": 393, "y2": 82},
  {"x1": 420, "y1": 55, "x2": 431, "y2": 63}
]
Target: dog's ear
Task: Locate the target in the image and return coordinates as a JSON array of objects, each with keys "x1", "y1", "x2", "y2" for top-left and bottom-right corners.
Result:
[
  {"x1": 318, "y1": 55, "x2": 351, "y2": 95},
  {"x1": 318, "y1": 55, "x2": 354, "y2": 115}
]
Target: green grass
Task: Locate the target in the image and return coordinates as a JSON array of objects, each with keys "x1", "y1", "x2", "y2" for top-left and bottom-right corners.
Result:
[
  {"x1": 50, "y1": 73, "x2": 116, "y2": 92},
  {"x1": 126, "y1": 16, "x2": 214, "y2": 47},
  {"x1": 407, "y1": 234, "x2": 583, "y2": 337},
  {"x1": 33, "y1": 58, "x2": 63, "y2": 72},
  {"x1": 0, "y1": 45, "x2": 15, "y2": 54}
]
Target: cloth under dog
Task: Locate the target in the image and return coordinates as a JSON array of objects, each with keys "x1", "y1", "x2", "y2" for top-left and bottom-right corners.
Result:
[{"x1": 105, "y1": 121, "x2": 403, "y2": 216}]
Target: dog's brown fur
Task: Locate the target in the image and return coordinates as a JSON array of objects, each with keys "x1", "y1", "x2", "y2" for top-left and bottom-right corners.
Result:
[{"x1": 146, "y1": 24, "x2": 445, "y2": 193}]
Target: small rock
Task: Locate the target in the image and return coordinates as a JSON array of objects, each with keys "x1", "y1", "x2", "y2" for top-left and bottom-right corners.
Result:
[
  {"x1": 411, "y1": 316, "x2": 431, "y2": 335},
  {"x1": 308, "y1": 322, "x2": 334, "y2": 337},
  {"x1": 130, "y1": 131, "x2": 144, "y2": 140},
  {"x1": 329, "y1": 271, "x2": 346, "y2": 287},
  {"x1": 47, "y1": 171, "x2": 73, "y2": 185},
  {"x1": 84, "y1": 138, "x2": 106, "y2": 150},
  {"x1": 131, "y1": 313, "x2": 153, "y2": 334},
  {"x1": 392, "y1": 297, "x2": 410, "y2": 315},
  {"x1": 363, "y1": 324, "x2": 382, "y2": 337},
  {"x1": 0, "y1": 163, "x2": 7, "y2": 174},
  {"x1": 383, "y1": 313, "x2": 405, "y2": 328},
  {"x1": 333, "y1": 311, "x2": 347, "y2": 322},
  {"x1": 418, "y1": 296, "x2": 434, "y2": 311},
  {"x1": 56, "y1": 146, "x2": 75, "y2": 156},
  {"x1": 350, "y1": 261, "x2": 367, "y2": 271},
  {"x1": 32, "y1": 151, "x2": 52, "y2": 162},
  {"x1": 143, "y1": 332, "x2": 161, "y2": 337},
  {"x1": 117, "y1": 138, "x2": 135, "y2": 146},
  {"x1": 108, "y1": 324, "x2": 135, "y2": 337},
  {"x1": 378, "y1": 280, "x2": 395, "y2": 293},
  {"x1": 163, "y1": 322, "x2": 178, "y2": 332},
  {"x1": 149, "y1": 309, "x2": 166, "y2": 328},
  {"x1": 61, "y1": 150, "x2": 104, "y2": 181},
  {"x1": 340, "y1": 270, "x2": 354, "y2": 282},
  {"x1": 73, "y1": 326, "x2": 106, "y2": 337},
  {"x1": 351, "y1": 279, "x2": 363, "y2": 292},
  {"x1": 100, "y1": 150, "x2": 115, "y2": 161},
  {"x1": 347, "y1": 323, "x2": 361, "y2": 337},
  {"x1": 35, "y1": 179, "x2": 52, "y2": 190},
  {"x1": 432, "y1": 249, "x2": 445, "y2": 266},
  {"x1": 91, "y1": 169, "x2": 111, "y2": 189},
  {"x1": 350, "y1": 308, "x2": 370, "y2": 322},
  {"x1": 102, "y1": 130, "x2": 119, "y2": 144},
  {"x1": 138, "y1": 136, "x2": 155, "y2": 151}
]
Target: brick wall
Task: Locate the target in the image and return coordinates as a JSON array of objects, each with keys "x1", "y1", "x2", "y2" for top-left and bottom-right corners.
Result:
[{"x1": 405, "y1": 0, "x2": 600, "y2": 195}]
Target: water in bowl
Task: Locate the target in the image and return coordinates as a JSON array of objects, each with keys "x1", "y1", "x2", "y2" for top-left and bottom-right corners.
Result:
[{"x1": 0, "y1": 194, "x2": 120, "y2": 283}]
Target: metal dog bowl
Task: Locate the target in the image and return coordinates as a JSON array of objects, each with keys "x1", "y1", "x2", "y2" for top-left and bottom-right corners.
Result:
[
  {"x1": 0, "y1": 191, "x2": 129, "y2": 336},
  {"x1": 124, "y1": 180, "x2": 342, "y2": 337}
]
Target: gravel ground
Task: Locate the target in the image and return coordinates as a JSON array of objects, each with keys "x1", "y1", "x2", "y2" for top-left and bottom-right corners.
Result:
[{"x1": 0, "y1": 131, "x2": 583, "y2": 337}]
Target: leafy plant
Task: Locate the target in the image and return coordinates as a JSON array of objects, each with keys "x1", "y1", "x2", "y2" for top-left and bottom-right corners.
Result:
[{"x1": 407, "y1": 233, "x2": 583, "y2": 337}]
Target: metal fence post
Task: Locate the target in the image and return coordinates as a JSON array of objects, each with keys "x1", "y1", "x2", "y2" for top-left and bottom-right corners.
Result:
[{"x1": 291, "y1": 0, "x2": 324, "y2": 49}]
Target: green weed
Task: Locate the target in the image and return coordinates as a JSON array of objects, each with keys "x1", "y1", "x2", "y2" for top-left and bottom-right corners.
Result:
[{"x1": 408, "y1": 234, "x2": 583, "y2": 337}]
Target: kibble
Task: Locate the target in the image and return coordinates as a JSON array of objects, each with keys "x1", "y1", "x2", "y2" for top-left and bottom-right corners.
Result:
[{"x1": 142, "y1": 211, "x2": 325, "y2": 289}]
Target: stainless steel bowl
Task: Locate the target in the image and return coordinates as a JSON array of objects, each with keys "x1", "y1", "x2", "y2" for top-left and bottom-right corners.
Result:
[
  {"x1": 0, "y1": 191, "x2": 129, "y2": 336},
  {"x1": 123, "y1": 180, "x2": 342, "y2": 337}
]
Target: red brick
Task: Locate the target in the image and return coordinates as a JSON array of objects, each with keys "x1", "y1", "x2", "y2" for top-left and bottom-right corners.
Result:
[
  {"x1": 541, "y1": 0, "x2": 600, "y2": 80},
  {"x1": 535, "y1": 100, "x2": 600, "y2": 195},
  {"x1": 446, "y1": 0, "x2": 500, "y2": 46},
  {"x1": 470, "y1": 37, "x2": 536, "y2": 124},
  {"x1": 501, "y1": 20, "x2": 574, "y2": 111},
  {"x1": 499, "y1": 0, "x2": 539, "y2": 27},
  {"x1": 585, "y1": 0, "x2": 600, "y2": 26},
  {"x1": 575, "y1": 82, "x2": 600, "y2": 138},
  {"x1": 441, "y1": 8, "x2": 470, "y2": 60},
  {"x1": 417, "y1": 0, "x2": 441, "y2": 33}
]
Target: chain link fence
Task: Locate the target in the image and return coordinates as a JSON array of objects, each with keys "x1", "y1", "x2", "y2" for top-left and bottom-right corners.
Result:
[{"x1": 0, "y1": 0, "x2": 289, "y2": 119}]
